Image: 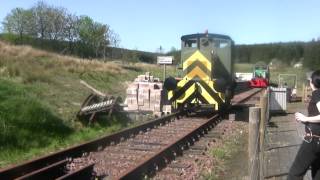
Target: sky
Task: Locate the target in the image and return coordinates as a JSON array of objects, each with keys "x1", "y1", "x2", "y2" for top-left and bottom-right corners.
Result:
[{"x1": 1, "y1": 0, "x2": 320, "y2": 52}]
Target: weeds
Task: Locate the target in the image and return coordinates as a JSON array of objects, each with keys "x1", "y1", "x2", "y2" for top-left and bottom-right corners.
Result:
[
  {"x1": 202, "y1": 124, "x2": 247, "y2": 179},
  {"x1": 210, "y1": 147, "x2": 228, "y2": 159}
]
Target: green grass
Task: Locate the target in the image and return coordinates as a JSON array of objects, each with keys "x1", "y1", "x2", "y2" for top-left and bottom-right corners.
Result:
[
  {"x1": 0, "y1": 79, "x2": 71, "y2": 166},
  {"x1": 202, "y1": 126, "x2": 246, "y2": 179},
  {"x1": 234, "y1": 63, "x2": 253, "y2": 72},
  {"x1": 0, "y1": 79, "x2": 131, "y2": 167},
  {"x1": 210, "y1": 147, "x2": 228, "y2": 159},
  {"x1": 269, "y1": 66, "x2": 308, "y2": 95}
]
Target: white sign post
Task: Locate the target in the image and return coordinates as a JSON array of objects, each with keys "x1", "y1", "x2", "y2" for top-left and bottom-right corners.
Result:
[{"x1": 157, "y1": 56, "x2": 173, "y2": 80}]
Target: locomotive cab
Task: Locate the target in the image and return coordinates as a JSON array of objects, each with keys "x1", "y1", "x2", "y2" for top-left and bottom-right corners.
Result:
[{"x1": 181, "y1": 34, "x2": 234, "y2": 87}]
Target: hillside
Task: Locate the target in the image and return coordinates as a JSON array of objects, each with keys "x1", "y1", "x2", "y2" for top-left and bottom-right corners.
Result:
[{"x1": 0, "y1": 41, "x2": 176, "y2": 167}]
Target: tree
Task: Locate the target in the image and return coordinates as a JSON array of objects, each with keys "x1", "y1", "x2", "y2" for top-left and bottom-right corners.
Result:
[
  {"x1": 46, "y1": 6, "x2": 67, "y2": 40},
  {"x1": 1, "y1": 0, "x2": 120, "y2": 59},
  {"x1": 108, "y1": 29, "x2": 121, "y2": 59},
  {"x1": 108, "y1": 29, "x2": 121, "y2": 48},
  {"x1": 63, "y1": 13, "x2": 78, "y2": 52},
  {"x1": 32, "y1": 1, "x2": 51, "y2": 39},
  {"x1": 304, "y1": 40, "x2": 320, "y2": 70},
  {"x1": 2, "y1": 8, "x2": 35, "y2": 41},
  {"x1": 77, "y1": 16, "x2": 110, "y2": 58}
]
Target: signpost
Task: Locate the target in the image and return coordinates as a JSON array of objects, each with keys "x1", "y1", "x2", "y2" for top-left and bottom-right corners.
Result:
[{"x1": 157, "y1": 56, "x2": 173, "y2": 80}]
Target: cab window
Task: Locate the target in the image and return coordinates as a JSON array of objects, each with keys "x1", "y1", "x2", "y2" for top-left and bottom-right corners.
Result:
[
  {"x1": 184, "y1": 39, "x2": 197, "y2": 48},
  {"x1": 214, "y1": 39, "x2": 230, "y2": 49},
  {"x1": 200, "y1": 38, "x2": 214, "y2": 49}
]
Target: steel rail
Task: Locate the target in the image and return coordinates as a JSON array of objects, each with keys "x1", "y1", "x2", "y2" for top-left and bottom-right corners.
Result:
[
  {"x1": 232, "y1": 88, "x2": 262, "y2": 105},
  {"x1": 15, "y1": 159, "x2": 68, "y2": 180},
  {"x1": 116, "y1": 114, "x2": 220, "y2": 179},
  {"x1": 56, "y1": 163, "x2": 94, "y2": 180},
  {"x1": 0, "y1": 112, "x2": 180, "y2": 179}
]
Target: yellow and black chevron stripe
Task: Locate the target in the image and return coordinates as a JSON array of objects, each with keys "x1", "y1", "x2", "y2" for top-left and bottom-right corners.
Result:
[
  {"x1": 168, "y1": 50, "x2": 225, "y2": 110},
  {"x1": 183, "y1": 50, "x2": 211, "y2": 80}
]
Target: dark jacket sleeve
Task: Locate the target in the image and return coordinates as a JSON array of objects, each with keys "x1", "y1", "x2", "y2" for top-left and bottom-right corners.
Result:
[{"x1": 312, "y1": 90, "x2": 320, "y2": 104}]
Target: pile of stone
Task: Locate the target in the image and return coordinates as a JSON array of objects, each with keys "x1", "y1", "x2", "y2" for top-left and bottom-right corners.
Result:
[{"x1": 125, "y1": 72, "x2": 166, "y2": 115}]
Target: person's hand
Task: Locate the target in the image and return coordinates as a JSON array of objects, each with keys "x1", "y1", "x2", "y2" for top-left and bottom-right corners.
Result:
[{"x1": 295, "y1": 112, "x2": 307, "y2": 122}]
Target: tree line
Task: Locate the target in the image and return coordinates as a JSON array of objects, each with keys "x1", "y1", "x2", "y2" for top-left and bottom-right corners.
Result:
[
  {"x1": 1, "y1": 1, "x2": 121, "y2": 59},
  {"x1": 164, "y1": 40, "x2": 320, "y2": 70},
  {"x1": 234, "y1": 40, "x2": 320, "y2": 70}
]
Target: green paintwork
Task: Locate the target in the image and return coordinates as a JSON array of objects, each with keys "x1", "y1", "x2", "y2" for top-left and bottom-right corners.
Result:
[{"x1": 180, "y1": 33, "x2": 234, "y2": 83}]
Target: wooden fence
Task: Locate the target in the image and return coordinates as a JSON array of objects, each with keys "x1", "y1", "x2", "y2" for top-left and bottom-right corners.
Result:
[{"x1": 248, "y1": 88, "x2": 269, "y2": 180}]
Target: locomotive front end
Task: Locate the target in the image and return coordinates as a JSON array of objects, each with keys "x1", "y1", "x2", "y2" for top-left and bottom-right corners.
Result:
[{"x1": 165, "y1": 33, "x2": 235, "y2": 111}]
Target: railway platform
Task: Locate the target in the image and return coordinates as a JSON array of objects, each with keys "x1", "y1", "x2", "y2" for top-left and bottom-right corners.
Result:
[{"x1": 263, "y1": 102, "x2": 312, "y2": 180}]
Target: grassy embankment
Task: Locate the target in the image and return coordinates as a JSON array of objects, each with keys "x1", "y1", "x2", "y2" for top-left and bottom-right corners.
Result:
[{"x1": 0, "y1": 41, "x2": 177, "y2": 167}]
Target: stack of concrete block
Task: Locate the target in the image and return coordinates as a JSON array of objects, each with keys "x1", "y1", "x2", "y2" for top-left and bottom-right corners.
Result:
[
  {"x1": 138, "y1": 87, "x2": 150, "y2": 111},
  {"x1": 162, "y1": 105, "x2": 172, "y2": 114},
  {"x1": 126, "y1": 82, "x2": 139, "y2": 111},
  {"x1": 150, "y1": 89, "x2": 162, "y2": 112},
  {"x1": 125, "y1": 72, "x2": 165, "y2": 114}
]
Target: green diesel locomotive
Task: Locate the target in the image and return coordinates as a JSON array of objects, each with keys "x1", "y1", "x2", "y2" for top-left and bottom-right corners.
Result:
[{"x1": 164, "y1": 32, "x2": 235, "y2": 111}]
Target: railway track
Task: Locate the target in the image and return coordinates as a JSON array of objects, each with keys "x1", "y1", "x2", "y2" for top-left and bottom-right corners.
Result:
[
  {"x1": 153, "y1": 118, "x2": 244, "y2": 179},
  {"x1": 0, "y1": 87, "x2": 262, "y2": 180}
]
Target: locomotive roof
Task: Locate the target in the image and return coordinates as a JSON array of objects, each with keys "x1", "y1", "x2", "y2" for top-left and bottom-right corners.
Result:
[{"x1": 181, "y1": 33, "x2": 232, "y2": 41}]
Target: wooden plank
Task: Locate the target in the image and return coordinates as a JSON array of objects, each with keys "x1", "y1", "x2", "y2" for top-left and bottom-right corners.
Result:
[
  {"x1": 248, "y1": 107, "x2": 261, "y2": 180},
  {"x1": 266, "y1": 149, "x2": 280, "y2": 177},
  {"x1": 278, "y1": 146, "x2": 292, "y2": 175}
]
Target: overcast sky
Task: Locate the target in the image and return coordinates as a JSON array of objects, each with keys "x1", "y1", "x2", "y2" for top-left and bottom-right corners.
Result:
[{"x1": 1, "y1": 0, "x2": 320, "y2": 52}]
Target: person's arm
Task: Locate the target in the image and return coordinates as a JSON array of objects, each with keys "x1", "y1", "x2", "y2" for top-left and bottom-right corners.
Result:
[{"x1": 295, "y1": 102, "x2": 320, "y2": 123}]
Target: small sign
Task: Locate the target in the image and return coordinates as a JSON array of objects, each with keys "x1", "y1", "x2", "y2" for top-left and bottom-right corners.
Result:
[{"x1": 157, "y1": 56, "x2": 173, "y2": 65}]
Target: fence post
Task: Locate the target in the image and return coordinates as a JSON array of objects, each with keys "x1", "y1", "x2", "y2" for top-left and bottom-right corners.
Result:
[
  {"x1": 249, "y1": 106, "x2": 261, "y2": 180},
  {"x1": 259, "y1": 90, "x2": 268, "y2": 179}
]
